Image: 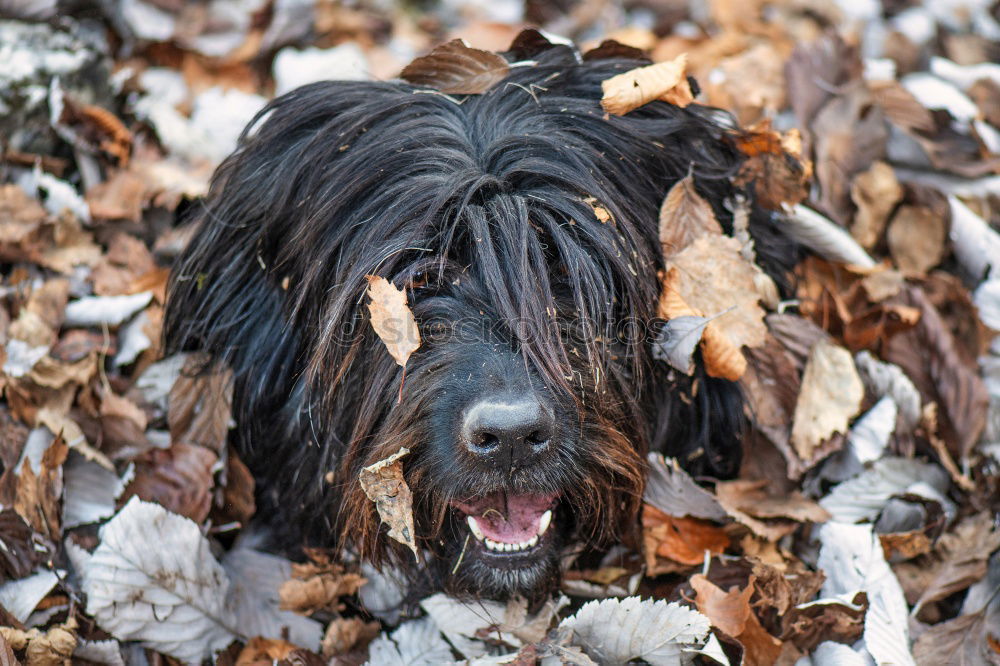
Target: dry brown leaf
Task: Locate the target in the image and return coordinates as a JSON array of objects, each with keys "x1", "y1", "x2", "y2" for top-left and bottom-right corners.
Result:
[
  {"x1": 880, "y1": 531, "x2": 934, "y2": 561},
  {"x1": 658, "y1": 174, "x2": 722, "y2": 260},
  {"x1": 666, "y1": 236, "x2": 768, "y2": 351},
  {"x1": 216, "y1": 445, "x2": 255, "y2": 525},
  {"x1": 913, "y1": 512, "x2": 1000, "y2": 615},
  {"x1": 365, "y1": 276, "x2": 422, "y2": 369},
  {"x1": 600, "y1": 53, "x2": 694, "y2": 115},
  {"x1": 714, "y1": 480, "x2": 829, "y2": 523},
  {"x1": 13, "y1": 433, "x2": 67, "y2": 539},
  {"x1": 912, "y1": 607, "x2": 1000, "y2": 666},
  {"x1": 90, "y1": 232, "x2": 156, "y2": 296},
  {"x1": 642, "y1": 504, "x2": 728, "y2": 569},
  {"x1": 659, "y1": 268, "x2": 747, "y2": 380},
  {"x1": 122, "y1": 442, "x2": 217, "y2": 522},
  {"x1": 321, "y1": 617, "x2": 380, "y2": 659},
  {"x1": 400, "y1": 39, "x2": 510, "y2": 94},
  {"x1": 850, "y1": 161, "x2": 903, "y2": 250},
  {"x1": 887, "y1": 205, "x2": 948, "y2": 276},
  {"x1": 235, "y1": 637, "x2": 299, "y2": 664},
  {"x1": 0, "y1": 619, "x2": 77, "y2": 666},
  {"x1": 780, "y1": 591, "x2": 867, "y2": 654},
  {"x1": 168, "y1": 355, "x2": 233, "y2": 453},
  {"x1": 690, "y1": 574, "x2": 783, "y2": 665},
  {"x1": 733, "y1": 122, "x2": 810, "y2": 210},
  {"x1": 84, "y1": 170, "x2": 146, "y2": 222},
  {"x1": 358, "y1": 447, "x2": 418, "y2": 560},
  {"x1": 706, "y1": 43, "x2": 786, "y2": 126},
  {"x1": 790, "y1": 339, "x2": 864, "y2": 463}
]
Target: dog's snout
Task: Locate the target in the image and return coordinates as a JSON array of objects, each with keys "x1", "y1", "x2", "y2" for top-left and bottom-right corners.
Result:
[{"x1": 462, "y1": 396, "x2": 554, "y2": 464}]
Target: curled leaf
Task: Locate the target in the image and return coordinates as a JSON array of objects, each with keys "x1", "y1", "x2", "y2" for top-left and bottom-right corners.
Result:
[
  {"x1": 358, "y1": 447, "x2": 418, "y2": 560},
  {"x1": 366, "y1": 276, "x2": 422, "y2": 368},
  {"x1": 601, "y1": 54, "x2": 694, "y2": 116},
  {"x1": 400, "y1": 40, "x2": 510, "y2": 95}
]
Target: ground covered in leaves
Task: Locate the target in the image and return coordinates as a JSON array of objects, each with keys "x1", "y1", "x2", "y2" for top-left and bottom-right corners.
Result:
[{"x1": 1, "y1": 0, "x2": 1000, "y2": 664}]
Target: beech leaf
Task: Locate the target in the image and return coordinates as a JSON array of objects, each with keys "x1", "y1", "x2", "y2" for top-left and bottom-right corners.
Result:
[
  {"x1": 790, "y1": 340, "x2": 864, "y2": 463},
  {"x1": 600, "y1": 54, "x2": 694, "y2": 116},
  {"x1": 358, "y1": 447, "x2": 418, "y2": 560},
  {"x1": 366, "y1": 276, "x2": 421, "y2": 368},
  {"x1": 400, "y1": 40, "x2": 510, "y2": 94}
]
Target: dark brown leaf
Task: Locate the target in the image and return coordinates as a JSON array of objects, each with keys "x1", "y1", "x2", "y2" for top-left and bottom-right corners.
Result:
[
  {"x1": 913, "y1": 609, "x2": 1000, "y2": 666},
  {"x1": 401, "y1": 40, "x2": 510, "y2": 94},
  {"x1": 122, "y1": 442, "x2": 217, "y2": 523},
  {"x1": 168, "y1": 355, "x2": 233, "y2": 453}
]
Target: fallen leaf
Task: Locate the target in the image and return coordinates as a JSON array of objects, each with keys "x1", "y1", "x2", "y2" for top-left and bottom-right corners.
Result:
[
  {"x1": 235, "y1": 637, "x2": 298, "y2": 664},
  {"x1": 642, "y1": 504, "x2": 729, "y2": 568},
  {"x1": 168, "y1": 354, "x2": 233, "y2": 453},
  {"x1": 400, "y1": 39, "x2": 510, "y2": 94},
  {"x1": 913, "y1": 512, "x2": 1000, "y2": 616},
  {"x1": 279, "y1": 557, "x2": 365, "y2": 615},
  {"x1": 784, "y1": 205, "x2": 876, "y2": 268},
  {"x1": 600, "y1": 53, "x2": 694, "y2": 115},
  {"x1": 913, "y1": 608, "x2": 1000, "y2": 666},
  {"x1": 76, "y1": 497, "x2": 238, "y2": 662},
  {"x1": 0, "y1": 569, "x2": 60, "y2": 623},
  {"x1": 850, "y1": 161, "x2": 903, "y2": 250},
  {"x1": 63, "y1": 292, "x2": 153, "y2": 328},
  {"x1": 733, "y1": 122, "x2": 810, "y2": 210},
  {"x1": 84, "y1": 170, "x2": 146, "y2": 223},
  {"x1": 559, "y1": 596, "x2": 711, "y2": 665},
  {"x1": 0, "y1": 509, "x2": 45, "y2": 582},
  {"x1": 366, "y1": 276, "x2": 422, "y2": 369},
  {"x1": 358, "y1": 447, "x2": 417, "y2": 560},
  {"x1": 122, "y1": 442, "x2": 217, "y2": 522},
  {"x1": 714, "y1": 480, "x2": 829, "y2": 523},
  {"x1": 789, "y1": 339, "x2": 864, "y2": 463},
  {"x1": 691, "y1": 574, "x2": 782, "y2": 665},
  {"x1": 365, "y1": 618, "x2": 453, "y2": 666},
  {"x1": 653, "y1": 315, "x2": 712, "y2": 375},
  {"x1": 321, "y1": 617, "x2": 380, "y2": 659},
  {"x1": 13, "y1": 431, "x2": 67, "y2": 539},
  {"x1": 820, "y1": 457, "x2": 950, "y2": 525},
  {"x1": 643, "y1": 454, "x2": 727, "y2": 522},
  {"x1": 887, "y1": 204, "x2": 948, "y2": 275},
  {"x1": 90, "y1": 232, "x2": 156, "y2": 297},
  {"x1": 658, "y1": 175, "x2": 722, "y2": 260}
]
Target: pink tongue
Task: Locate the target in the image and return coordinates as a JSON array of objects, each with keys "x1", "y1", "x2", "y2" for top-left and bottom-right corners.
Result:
[{"x1": 454, "y1": 493, "x2": 556, "y2": 543}]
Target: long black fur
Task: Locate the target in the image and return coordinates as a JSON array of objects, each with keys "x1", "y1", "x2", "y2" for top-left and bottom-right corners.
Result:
[{"x1": 164, "y1": 45, "x2": 795, "y2": 600}]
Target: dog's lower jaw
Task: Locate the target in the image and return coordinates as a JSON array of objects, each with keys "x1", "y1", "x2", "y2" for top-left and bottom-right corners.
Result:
[{"x1": 444, "y1": 536, "x2": 563, "y2": 602}]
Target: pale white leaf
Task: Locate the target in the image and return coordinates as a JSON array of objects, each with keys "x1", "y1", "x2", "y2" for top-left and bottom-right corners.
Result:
[
  {"x1": 682, "y1": 633, "x2": 730, "y2": 665},
  {"x1": 74, "y1": 639, "x2": 126, "y2": 666},
  {"x1": 359, "y1": 561, "x2": 406, "y2": 625},
  {"x1": 949, "y1": 195, "x2": 1000, "y2": 283},
  {"x1": 644, "y1": 454, "x2": 727, "y2": 522},
  {"x1": 901, "y1": 72, "x2": 978, "y2": 122},
  {"x1": 895, "y1": 168, "x2": 1000, "y2": 199},
  {"x1": 222, "y1": 538, "x2": 323, "y2": 652},
  {"x1": 2, "y1": 339, "x2": 49, "y2": 378},
  {"x1": 114, "y1": 309, "x2": 152, "y2": 366},
  {"x1": 974, "y1": 278, "x2": 1000, "y2": 330},
  {"x1": 653, "y1": 315, "x2": 711, "y2": 374},
  {"x1": 365, "y1": 618, "x2": 454, "y2": 666},
  {"x1": 817, "y1": 523, "x2": 914, "y2": 666},
  {"x1": 64, "y1": 291, "x2": 153, "y2": 327},
  {"x1": 820, "y1": 457, "x2": 950, "y2": 524},
  {"x1": 134, "y1": 353, "x2": 190, "y2": 418},
  {"x1": 819, "y1": 397, "x2": 898, "y2": 484},
  {"x1": 805, "y1": 640, "x2": 874, "y2": 665},
  {"x1": 0, "y1": 569, "x2": 59, "y2": 623},
  {"x1": 79, "y1": 497, "x2": 238, "y2": 663},
  {"x1": 854, "y1": 351, "x2": 922, "y2": 433},
  {"x1": 784, "y1": 205, "x2": 876, "y2": 268},
  {"x1": 559, "y1": 597, "x2": 710, "y2": 666},
  {"x1": 929, "y1": 56, "x2": 1000, "y2": 91},
  {"x1": 17, "y1": 164, "x2": 91, "y2": 222},
  {"x1": 62, "y1": 451, "x2": 133, "y2": 528}
]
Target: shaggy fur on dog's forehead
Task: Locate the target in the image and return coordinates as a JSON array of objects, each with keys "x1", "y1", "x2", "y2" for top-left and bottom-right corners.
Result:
[{"x1": 165, "y1": 45, "x2": 794, "y2": 597}]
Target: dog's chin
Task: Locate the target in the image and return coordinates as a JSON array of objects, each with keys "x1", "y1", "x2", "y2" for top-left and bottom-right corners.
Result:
[{"x1": 443, "y1": 492, "x2": 563, "y2": 600}]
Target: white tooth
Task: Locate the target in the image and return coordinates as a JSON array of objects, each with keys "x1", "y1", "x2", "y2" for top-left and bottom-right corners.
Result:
[
  {"x1": 467, "y1": 516, "x2": 485, "y2": 541},
  {"x1": 527, "y1": 535, "x2": 538, "y2": 548},
  {"x1": 485, "y1": 538, "x2": 496, "y2": 550},
  {"x1": 503, "y1": 543, "x2": 513, "y2": 552},
  {"x1": 537, "y1": 510, "x2": 552, "y2": 536}
]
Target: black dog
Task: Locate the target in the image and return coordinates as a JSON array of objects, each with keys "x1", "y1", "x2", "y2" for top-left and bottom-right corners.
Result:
[{"x1": 164, "y1": 41, "x2": 792, "y2": 601}]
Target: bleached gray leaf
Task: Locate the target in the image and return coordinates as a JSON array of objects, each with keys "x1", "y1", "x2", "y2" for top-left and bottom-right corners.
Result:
[
  {"x1": 134, "y1": 353, "x2": 190, "y2": 418},
  {"x1": 653, "y1": 316, "x2": 711, "y2": 374},
  {"x1": 64, "y1": 291, "x2": 153, "y2": 327},
  {"x1": 817, "y1": 522, "x2": 914, "y2": 666},
  {"x1": 114, "y1": 309, "x2": 152, "y2": 366},
  {"x1": 2, "y1": 339, "x2": 49, "y2": 378},
  {"x1": 974, "y1": 278, "x2": 1000, "y2": 330},
  {"x1": 74, "y1": 639, "x2": 126, "y2": 666},
  {"x1": 221, "y1": 538, "x2": 322, "y2": 652},
  {"x1": 359, "y1": 561, "x2": 406, "y2": 625},
  {"x1": 854, "y1": 351, "x2": 921, "y2": 433},
  {"x1": 559, "y1": 597, "x2": 710, "y2": 666},
  {"x1": 62, "y1": 452, "x2": 133, "y2": 528},
  {"x1": 805, "y1": 640, "x2": 873, "y2": 665},
  {"x1": 682, "y1": 633, "x2": 730, "y2": 665},
  {"x1": 949, "y1": 195, "x2": 1000, "y2": 282},
  {"x1": 0, "y1": 569, "x2": 59, "y2": 623},
  {"x1": 819, "y1": 396, "x2": 897, "y2": 484},
  {"x1": 783, "y1": 205, "x2": 876, "y2": 268},
  {"x1": 365, "y1": 618, "x2": 454, "y2": 666},
  {"x1": 79, "y1": 497, "x2": 238, "y2": 663},
  {"x1": 895, "y1": 168, "x2": 1000, "y2": 199},
  {"x1": 820, "y1": 457, "x2": 951, "y2": 524},
  {"x1": 644, "y1": 453, "x2": 727, "y2": 521}
]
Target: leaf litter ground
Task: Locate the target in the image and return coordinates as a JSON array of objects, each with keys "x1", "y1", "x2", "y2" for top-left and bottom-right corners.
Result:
[{"x1": 0, "y1": 0, "x2": 999, "y2": 664}]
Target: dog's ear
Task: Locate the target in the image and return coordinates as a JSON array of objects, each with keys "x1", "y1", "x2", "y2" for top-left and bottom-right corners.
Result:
[{"x1": 650, "y1": 361, "x2": 745, "y2": 479}]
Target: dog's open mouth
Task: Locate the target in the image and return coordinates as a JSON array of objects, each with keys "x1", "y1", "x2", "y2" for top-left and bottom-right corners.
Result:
[{"x1": 451, "y1": 492, "x2": 558, "y2": 556}]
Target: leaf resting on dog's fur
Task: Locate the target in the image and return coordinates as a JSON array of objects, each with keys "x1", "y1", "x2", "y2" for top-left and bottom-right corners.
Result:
[
  {"x1": 600, "y1": 53, "x2": 694, "y2": 116},
  {"x1": 400, "y1": 39, "x2": 510, "y2": 94},
  {"x1": 358, "y1": 447, "x2": 418, "y2": 560},
  {"x1": 559, "y1": 596, "x2": 711, "y2": 665},
  {"x1": 366, "y1": 276, "x2": 421, "y2": 369}
]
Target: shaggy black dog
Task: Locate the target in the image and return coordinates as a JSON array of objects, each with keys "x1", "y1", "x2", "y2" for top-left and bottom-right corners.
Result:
[{"x1": 164, "y1": 40, "x2": 793, "y2": 601}]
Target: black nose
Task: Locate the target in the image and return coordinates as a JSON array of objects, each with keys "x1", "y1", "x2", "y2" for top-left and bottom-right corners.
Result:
[{"x1": 461, "y1": 395, "x2": 555, "y2": 465}]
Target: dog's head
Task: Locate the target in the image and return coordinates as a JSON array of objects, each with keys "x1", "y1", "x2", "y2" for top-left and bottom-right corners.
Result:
[{"x1": 165, "y1": 45, "x2": 759, "y2": 600}]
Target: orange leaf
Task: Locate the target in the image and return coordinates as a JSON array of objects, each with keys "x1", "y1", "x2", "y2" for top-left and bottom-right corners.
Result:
[{"x1": 601, "y1": 54, "x2": 694, "y2": 115}]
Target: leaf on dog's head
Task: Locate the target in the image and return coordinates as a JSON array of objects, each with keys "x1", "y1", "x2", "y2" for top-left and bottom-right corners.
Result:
[
  {"x1": 658, "y1": 175, "x2": 722, "y2": 261},
  {"x1": 601, "y1": 53, "x2": 694, "y2": 115},
  {"x1": 400, "y1": 40, "x2": 510, "y2": 95},
  {"x1": 366, "y1": 276, "x2": 421, "y2": 368},
  {"x1": 358, "y1": 447, "x2": 418, "y2": 560}
]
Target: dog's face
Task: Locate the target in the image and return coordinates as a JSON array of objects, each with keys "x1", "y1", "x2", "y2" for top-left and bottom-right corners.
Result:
[{"x1": 165, "y1": 47, "x2": 754, "y2": 601}]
